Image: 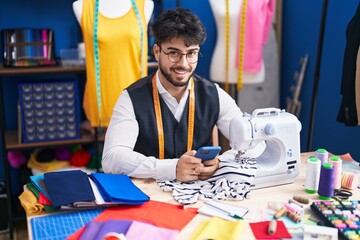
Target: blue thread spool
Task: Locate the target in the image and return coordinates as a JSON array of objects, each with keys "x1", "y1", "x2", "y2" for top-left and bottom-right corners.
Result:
[{"x1": 318, "y1": 162, "x2": 334, "y2": 200}]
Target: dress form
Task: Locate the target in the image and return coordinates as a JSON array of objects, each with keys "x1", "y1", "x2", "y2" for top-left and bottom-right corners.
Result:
[
  {"x1": 73, "y1": 0, "x2": 153, "y2": 23},
  {"x1": 73, "y1": 0, "x2": 154, "y2": 127},
  {"x1": 209, "y1": 0, "x2": 265, "y2": 87}
]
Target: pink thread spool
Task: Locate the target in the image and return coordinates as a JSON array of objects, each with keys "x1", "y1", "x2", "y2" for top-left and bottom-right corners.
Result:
[{"x1": 329, "y1": 155, "x2": 342, "y2": 189}]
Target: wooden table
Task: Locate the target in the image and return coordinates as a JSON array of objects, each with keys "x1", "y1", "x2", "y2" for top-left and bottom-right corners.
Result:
[{"x1": 27, "y1": 152, "x2": 360, "y2": 239}]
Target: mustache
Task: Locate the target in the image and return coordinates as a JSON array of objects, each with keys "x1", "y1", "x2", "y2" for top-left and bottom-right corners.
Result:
[{"x1": 171, "y1": 67, "x2": 191, "y2": 72}]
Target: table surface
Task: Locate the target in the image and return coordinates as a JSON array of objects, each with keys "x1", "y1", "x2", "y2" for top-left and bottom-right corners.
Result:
[{"x1": 27, "y1": 152, "x2": 360, "y2": 239}]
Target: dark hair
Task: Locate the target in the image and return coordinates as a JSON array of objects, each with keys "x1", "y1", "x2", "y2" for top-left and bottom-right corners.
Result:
[{"x1": 151, "y1": 7, "x2": 207, "y2": 47}]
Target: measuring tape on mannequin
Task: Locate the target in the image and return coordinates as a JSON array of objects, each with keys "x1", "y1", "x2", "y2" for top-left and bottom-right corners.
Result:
[
  {"x1": 237, "y1": 0, "x2": 247, "y2": 90},
  {"x1": 224, "y1": 0, "x2": 247, "y2": 92},
  {"x1": 152, "y1": 75, "x2": 195, "y2": 159},
  {"x1": 93, "y1": 0, "x2": 145, "y2": 132}
]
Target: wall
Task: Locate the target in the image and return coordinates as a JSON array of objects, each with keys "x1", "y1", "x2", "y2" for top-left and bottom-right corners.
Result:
[
  {"x1": 1, "y1": 0, "x2": 360, "y2": 182},
  {"x1": 281, "y1": 0, "x2": 360, "y2": 160}
]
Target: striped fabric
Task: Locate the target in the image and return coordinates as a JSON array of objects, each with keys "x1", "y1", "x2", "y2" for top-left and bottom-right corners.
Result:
[{"x1": 157, "y1": 155, "x2": 258, "y2": 205}]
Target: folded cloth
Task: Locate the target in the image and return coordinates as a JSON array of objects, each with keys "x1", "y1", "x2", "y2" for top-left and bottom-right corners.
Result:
[
  {"x1": 157, "y1": 155, "x2": 257, "y2": 205},
  {"x1": 91, "y1": 173, "x2": 149, "y2": 204},
  {"x1": 27, "y1": 150, "x2": 69, "y2": 172},
  {"x1": 18, "y1": 190, "x2": 44, "y2": 216},
  {"x1": 79, "y1": 220, "x2": 132, "y2": 240},
  {"x1": 44, "y1": 170, "x2": 95, "y2": 207},
  {"x1": 190, "y1": 217, "x2": 244, "y2": 240},
  {"x1": 125, "y1": 221, "x2": 179, "y2": 240}
]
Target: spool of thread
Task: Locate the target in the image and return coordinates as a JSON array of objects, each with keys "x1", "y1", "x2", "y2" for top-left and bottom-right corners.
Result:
[
  {"x1": 315, "y1": 148, "x2": 328, "y2": 165},
  {"x1": 305, "y1": 157, "x2": 321, "y2": 193},
  {"x1": 268, "y1": 220, "x2": 277, "y2": 235},
  {"x1": 286, "y1": 210, "x2": 302, "y2": 223},
  {"x1": 274, "y1": 206, "x2": 287, "y2": 219},
  {"x1": 329, "y1": 155, "x2": 342, "y2": 189},
  {"x1": 318, "y1": 163, "x2": 334, "y2": 200},
  {"x1": 341, "y1": 172, "x2": 359, "y2": 190},
  {"x1": 285, "y1": 203, "x2": 304, "y2": 217},
  {"x1": 293, "y1": 195, "x2": 309, "y2": 204}
]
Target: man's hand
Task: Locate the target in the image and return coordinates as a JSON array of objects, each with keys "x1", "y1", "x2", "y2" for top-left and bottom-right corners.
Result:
[
  {"x1": 176, "y1": 150, "x2": 203, "y2": 182},
  {"x1": 176, "y1": 150, "x2": 220, "y2": 182},
  {"x1": 198, "y1": 158, "x2": 219, "y2": 180}
]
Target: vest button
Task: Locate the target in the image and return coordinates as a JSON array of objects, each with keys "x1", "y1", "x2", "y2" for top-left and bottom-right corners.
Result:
[{"x1": 176, "y1": 129, "x2": 182, "y2": 134}]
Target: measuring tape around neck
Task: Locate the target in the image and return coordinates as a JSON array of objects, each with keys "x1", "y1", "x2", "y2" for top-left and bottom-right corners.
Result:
[
  {"x1": 93, "y1": 0, "x2": 145, "y2": 130},
  {"x1": 152, "y1": 75, "x2": 195, "y2": 159}
]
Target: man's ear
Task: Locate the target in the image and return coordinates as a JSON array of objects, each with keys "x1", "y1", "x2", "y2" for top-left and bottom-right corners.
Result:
[{"x1": 153, "y1": 44, "x2": 160, "y2": 61}]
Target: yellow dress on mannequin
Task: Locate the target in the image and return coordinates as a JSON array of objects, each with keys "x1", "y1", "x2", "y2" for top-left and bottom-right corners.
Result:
[{"x1": 80, "y1": 0, "x2": 148, "y2": 127}]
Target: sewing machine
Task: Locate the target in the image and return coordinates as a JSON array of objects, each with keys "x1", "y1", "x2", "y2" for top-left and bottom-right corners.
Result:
[{"x1": 229, "y1": 108, "x2": 302, "y2": 189}]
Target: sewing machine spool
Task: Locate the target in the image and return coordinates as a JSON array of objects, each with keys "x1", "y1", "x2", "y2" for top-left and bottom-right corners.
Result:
[{"x1": 229, "y1": 108, "x2": 302, "y2": 189}]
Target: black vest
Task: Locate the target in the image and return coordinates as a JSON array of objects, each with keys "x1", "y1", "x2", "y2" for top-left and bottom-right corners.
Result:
[{"x1": 127, "y1": 74, "x2": 219, "y2": 159}]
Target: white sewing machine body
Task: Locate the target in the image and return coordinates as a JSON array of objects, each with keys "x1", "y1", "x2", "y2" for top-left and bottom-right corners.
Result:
[{"x1": 229, "y1": 108, "x2": 302, "y2": 189}]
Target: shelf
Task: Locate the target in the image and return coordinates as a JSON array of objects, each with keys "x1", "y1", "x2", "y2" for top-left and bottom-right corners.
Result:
[
  {"x1": 5, "y1": 130, "x2": 104, "y2": 150},
  {"x1": 0, "y1": 64, "x2": 86, "y2": 76},
  {"x1": 0, "y1": 61, "x2": 158, "y2": 76}
]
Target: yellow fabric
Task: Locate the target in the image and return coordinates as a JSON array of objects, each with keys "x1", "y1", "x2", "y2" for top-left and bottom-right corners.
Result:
[
  {"x1": 190, "y1": 217, "x2": 244, "y2": 240},
  {"x1": 18, "y1": 191, "x2": 44, "y2": 216},
  {"x1": 81, "y1": 0, "x2": 148, "y2": 127},
  {"x1": 27, "y1": 152, "x2": 69, "y2": 172}
]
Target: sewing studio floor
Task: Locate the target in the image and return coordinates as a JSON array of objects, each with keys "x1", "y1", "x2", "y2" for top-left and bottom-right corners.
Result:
[{"x1": 0, "y1": 221, "x2": 27, "y2": 240}]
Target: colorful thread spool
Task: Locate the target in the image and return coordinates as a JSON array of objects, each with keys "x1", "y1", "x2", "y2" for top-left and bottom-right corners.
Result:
[
  {"x1": 329, "y1": 155, "x2": 342, "y2": 189},
  {"x1": 305, "y1": 156, "x2": 321, "y2": 194},
  {"x1": 285, "y1": 203, "x2": 304, "y2": 217},
  {"x1": 318, "y1": 163, "x2": 334, "y2": 200},
  {"x1": 293, "y1": 195, "x2": 310, "y2": 204},
  {"x1": 286, "y1": 210, "x2": 302, "y2": 223},
  {"x1": 315, "y1": 148, "x2": 328, "y2": 165},
  {"x1": 274, "y1": 206, "x2": 287, "y2": 219},
  {"x1": 341, "y1": 172, "x2": 359, "y2": 190}
]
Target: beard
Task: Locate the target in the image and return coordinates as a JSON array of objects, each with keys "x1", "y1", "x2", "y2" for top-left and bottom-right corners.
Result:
[{"x1": 159, "y1": 62, "x2": 193, "y2": 87}]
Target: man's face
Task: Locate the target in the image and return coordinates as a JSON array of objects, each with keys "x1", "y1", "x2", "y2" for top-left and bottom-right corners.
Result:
[{"x1": 153, "y1": 38, "x2": 200, "y2": 88}]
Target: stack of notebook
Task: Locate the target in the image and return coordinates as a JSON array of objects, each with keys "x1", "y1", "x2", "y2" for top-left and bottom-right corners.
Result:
[{"x1": 30, "y1": 170, "x2": 149, "y2": 209}]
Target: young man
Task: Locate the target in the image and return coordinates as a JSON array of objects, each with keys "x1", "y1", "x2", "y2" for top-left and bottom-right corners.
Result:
[{"x1": 102, "y1": 7, "x2": 242, "y2": 182}]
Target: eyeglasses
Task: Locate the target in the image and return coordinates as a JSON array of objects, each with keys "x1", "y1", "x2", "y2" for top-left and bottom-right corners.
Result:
[{"x1": 159, "y1": 47, "x2": 202, "y2": 64}]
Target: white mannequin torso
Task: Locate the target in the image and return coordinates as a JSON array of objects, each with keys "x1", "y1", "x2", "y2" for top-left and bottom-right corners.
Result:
[
  {"x1": 209, "y1": 0, "x2": 265, "y2": 85},
  {"x1": 73, "y1": 0, "x2": 154, "y2": 24}
]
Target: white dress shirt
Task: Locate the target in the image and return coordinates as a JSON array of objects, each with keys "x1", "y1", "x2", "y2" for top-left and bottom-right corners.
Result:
[{"x1": 102, "y1": 71, "x2": 242, "y2": 180}]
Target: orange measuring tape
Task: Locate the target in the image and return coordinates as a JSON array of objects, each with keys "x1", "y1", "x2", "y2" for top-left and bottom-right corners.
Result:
[{"x1": 152, "y1": 75, "x2": 195, "y2": 159}]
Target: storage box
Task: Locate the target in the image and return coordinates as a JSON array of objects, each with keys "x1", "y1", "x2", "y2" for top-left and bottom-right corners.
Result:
[
  {"x1": 60, "y1": 49, "x2": 85, "y2": 67},
  {"x1": 18, "y1": 80, "x2": 80, "y2": 143}
]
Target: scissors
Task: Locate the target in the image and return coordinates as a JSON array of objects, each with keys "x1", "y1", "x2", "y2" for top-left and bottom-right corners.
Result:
[{"x1": 333, "y1": 189, "x2": 352, "y2": 200}]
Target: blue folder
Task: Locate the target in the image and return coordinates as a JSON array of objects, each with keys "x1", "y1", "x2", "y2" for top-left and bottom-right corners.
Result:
[{"x1": 91, "y1": 173, "x2": 149, "y2": 204}]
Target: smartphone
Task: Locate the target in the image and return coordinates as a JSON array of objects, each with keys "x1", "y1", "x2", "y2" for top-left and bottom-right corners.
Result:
[{"x1": 195, "y1": 146, "x2": 221, "y2": 161}]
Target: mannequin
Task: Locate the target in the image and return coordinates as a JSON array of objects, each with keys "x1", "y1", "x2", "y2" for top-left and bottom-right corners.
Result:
[
  {"x1": 209, "y1": 0, "x2": 275, "y2": 151},
  {"x1": 73, "y1": 0, "x2": 153, "y2": 23},
  {"x1": 209, "y1": 0, "x2": 272, "y2": 87},
  {"x1": 72, "y1": 0, "x2": 154, "y2": 127}
]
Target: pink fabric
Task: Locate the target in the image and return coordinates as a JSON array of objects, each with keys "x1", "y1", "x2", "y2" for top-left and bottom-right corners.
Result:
[
  {"x1": 125, "y1": 221, "x2": 179, "y2": 240},
  {"x1": 236, "y1": 0, "x2": 275, "y2": 72}
]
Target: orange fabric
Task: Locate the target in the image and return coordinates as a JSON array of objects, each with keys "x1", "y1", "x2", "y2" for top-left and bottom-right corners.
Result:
[
  {"x1": 67, "y1": 200, "x2": 197, "y2": 240},
  {"x1": 81, "y1": 0, "x2": 148, "y2": 127}
]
